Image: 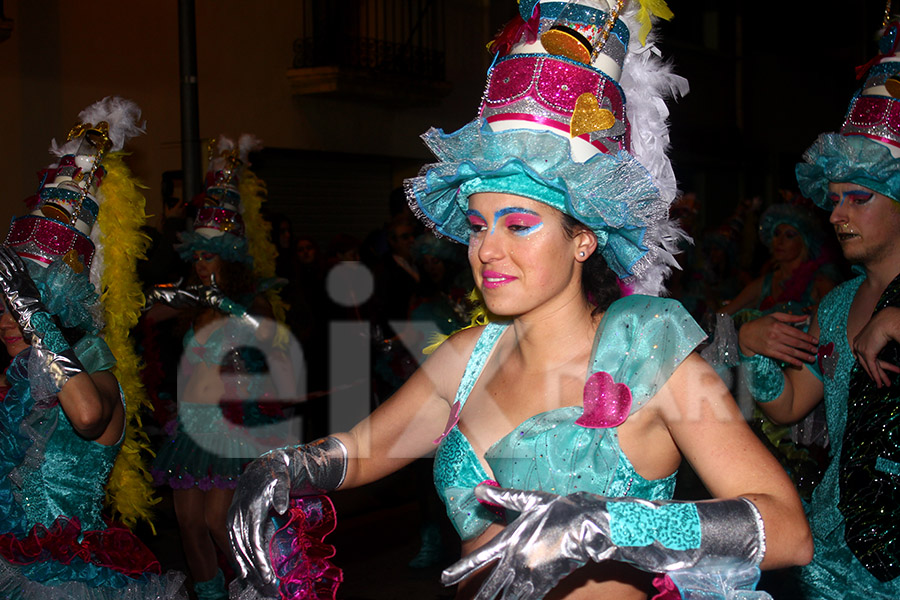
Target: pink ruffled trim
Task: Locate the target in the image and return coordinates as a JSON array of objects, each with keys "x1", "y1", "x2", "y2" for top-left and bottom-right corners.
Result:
[
  {"x1": 651, "y1": 574, "x2": 681, "y2": 600},
  {"x1": 268, "y1": 496, "x2": 342, "y2": 600}
]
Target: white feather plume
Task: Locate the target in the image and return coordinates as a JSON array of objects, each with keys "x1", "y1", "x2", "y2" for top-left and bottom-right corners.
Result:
[
  {"x1": 616, "y1": 2, "x2": 691, "y2": 295},
  {"x1": 49, "y1": 96, "x2": 146, "y2": 157}
]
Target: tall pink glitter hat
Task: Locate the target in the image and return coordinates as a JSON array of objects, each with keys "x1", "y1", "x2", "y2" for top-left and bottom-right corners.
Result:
[
  {"x1": 4, "y1": 97, "x2": 145, "y2": 273},
  {"x1": 407, "y1": 0, "x2": 689, "y2": 296},
  {"x1": 177, "y1": 135, "x2": 263, "y2": 264},
  {"x1": 841, "y1": 18, "x2": 900, "y2": 156},
  {"x1": 481, "y1": 0, "x2": 647, "y2": 161},
  {"x1": 189, "y1": 135, "x2": 263, "y2": 240}
]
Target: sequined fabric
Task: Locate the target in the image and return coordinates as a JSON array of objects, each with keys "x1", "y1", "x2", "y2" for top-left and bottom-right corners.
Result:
[
  {"x1": 839, "y1": 272, "x2": 900, "y2": 581},
  {"x1": 799, "y1": 275, "x2": 900, "y2": 597},
  {"x1": 0, "y1": 336, "x2": 188, "y2": 598},
  {"x1": 433, "y1": 295, "x2": 704, "y2": 540},
  {"x1": 480, "y1": 54, "x2": 628, "y2": 154},
  {"x1": 151, "y1": 402, "x2": 265, "y2": 491},
  {"x1": 152, "y1": 324, "x2": 283, "y2": 491},
  {"x1": 739, "y1": 351, "x2": 785, "y2": 404}
]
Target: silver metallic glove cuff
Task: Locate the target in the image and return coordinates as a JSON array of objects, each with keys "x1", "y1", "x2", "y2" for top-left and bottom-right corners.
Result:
[
  {"x1": 287, "y1": 436, "x2": 348, "y2": 496},
  {"x1": 693, "y1": 497, "x2": 766, "y2": 567},
  {"x1": 44, "y1": 347, "x2": 87, "y2": 391}
]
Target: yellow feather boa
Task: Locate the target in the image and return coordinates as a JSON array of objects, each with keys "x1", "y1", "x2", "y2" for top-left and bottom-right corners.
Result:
[
  {"x1": 95, "y1": 153, "x2": 159, "y2": 532},
  {"x1": 239, "y1": 170, "x2": 288, "y2": 338}
]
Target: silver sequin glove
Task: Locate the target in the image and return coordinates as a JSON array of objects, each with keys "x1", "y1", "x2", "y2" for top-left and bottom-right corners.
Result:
[
  {"x1": 442, "y1": 485, "x2": 766, "y2": 600},
  {"x1": 0, "y1": 247, "x2": 85, "y2": 389},
  {"x1": 143, "y1": 279, "x2": 201, "y2": 311},
  {"x1": 227, "y1": 436, "x2": 348, "y2": 593}
]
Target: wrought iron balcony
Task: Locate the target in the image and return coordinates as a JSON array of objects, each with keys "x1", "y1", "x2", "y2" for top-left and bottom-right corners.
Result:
[{"x1": 287, "y1": 0, "x2": 450, "y2": 104}]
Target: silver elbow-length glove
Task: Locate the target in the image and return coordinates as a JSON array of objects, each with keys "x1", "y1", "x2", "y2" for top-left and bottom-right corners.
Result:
[
  {"x1": 0, "y1": 247, "x2": 85, "y2": 390},
  {"x1": 443, "y1": 484, "x2": 766, "y2": 600},
  {"x1": 143, "y1": 279, "x2": 201, "y2": 311},
  {"x1": 227, "y1": 436, "x2": 348, "y2": 592}
]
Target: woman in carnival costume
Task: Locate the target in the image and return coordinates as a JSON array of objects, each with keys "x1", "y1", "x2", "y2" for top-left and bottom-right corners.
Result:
[
  {"x1": 146, "y1": 135, "x2": 289, "y2": 600},
  {"x1": 722, "y1": 201, "x2": 839, "y2": 321},
  {"x1": 0, "y1": 98, "x2": 186, "y2": 598},
  {"x1": 228, "y1": 2, "x2": 812, "y2": 599}
]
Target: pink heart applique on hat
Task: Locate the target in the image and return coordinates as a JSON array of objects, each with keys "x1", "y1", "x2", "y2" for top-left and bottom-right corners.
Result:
[{"x1": 576, "y1": 371, "x2": 632, "y2": 429}]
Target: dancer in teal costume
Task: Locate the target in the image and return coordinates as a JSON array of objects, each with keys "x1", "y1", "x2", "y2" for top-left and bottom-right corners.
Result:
[
  {"x1": 737, "y1": 16, "x2": 900, "y2": 599},
  {"x1": 229, "y1": 2, "x2": 812, "y2": 599},
  {"x1": 0, "y1": 98, "x2": 186, "y2": 599},
  {"x1": 145, "y1": 135, "x2": 285, "y2": 600}
]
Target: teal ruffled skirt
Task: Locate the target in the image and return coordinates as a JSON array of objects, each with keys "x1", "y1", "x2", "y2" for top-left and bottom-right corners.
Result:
[{"x1": 151, "y1": 402, "x2": 268, "y2": 490}]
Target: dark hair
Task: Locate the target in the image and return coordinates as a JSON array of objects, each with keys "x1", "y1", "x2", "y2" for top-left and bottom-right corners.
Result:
[{"x1": 561, "y1": 214, "x2": 621, "y2": 315}]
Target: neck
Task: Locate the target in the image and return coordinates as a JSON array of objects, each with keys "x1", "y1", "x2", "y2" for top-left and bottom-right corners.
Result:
[
  {"x1": 862, "y1": 257, "x2": 900, "y2": 295},
  {"x1": 508, "y1": 291, "x2": 600, "y2": 371},
  {"x1": 778, "y1": 254, "x2": 808, "y2": 274}
]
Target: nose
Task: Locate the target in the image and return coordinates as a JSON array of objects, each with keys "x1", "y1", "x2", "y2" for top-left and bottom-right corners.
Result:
[
  {"x1": 475, "y1": 229, "x2": 504, "y2": 264},
  {"x1": 829, "y1": 201, "x2": 848, "y2": 225},
  {"x1": 0, "y1": 309, "x2": 16, "y2": 330}
]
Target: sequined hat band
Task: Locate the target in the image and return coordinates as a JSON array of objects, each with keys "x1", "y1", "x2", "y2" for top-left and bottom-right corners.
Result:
[
  {"x1": 480, "y1": 53, "x2": 629, "y2": 158},
  {"x1": 5, "y1": 215, "x2": 95, "y2": 272},
  {"x1": 842, "y1": 94, "x2": 900, "y2": 153},
  {"x1": 192, "y1": 206, "x2": 246, "y2": 239}
]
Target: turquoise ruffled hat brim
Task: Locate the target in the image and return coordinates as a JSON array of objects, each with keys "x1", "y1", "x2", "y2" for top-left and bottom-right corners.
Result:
[
  {"x1": 175, "y1": 231, "x2": 252, "y2": 266},
  {"x1": 407, "y1": 118, "x2": 667, "y2": 280},
  {"x1": 796, "y1": 133, "x2": 900, "y2": 209}
]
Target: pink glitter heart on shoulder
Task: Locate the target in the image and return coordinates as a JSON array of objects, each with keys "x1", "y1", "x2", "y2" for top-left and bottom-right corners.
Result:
[{"x1": 576, "y1": 371, "x2": 632, "y2": 429}]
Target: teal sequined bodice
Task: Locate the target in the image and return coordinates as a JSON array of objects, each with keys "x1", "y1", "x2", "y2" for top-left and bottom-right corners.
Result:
[
  {"x1": 806, "y1": 276, "x2": 861, "y2": 541},
  {"x1": 798, "y1": 275, "x2": 900, "y2": 597},
  {"x1": 434, "y1": 295, "x2": 707, "y2": 540},
  {"x1": 5, "y1": 335, "x2": 120, "y2": 534},
  {"x1": 17, "y1": 404, "x2": 120, "y2": 532}
]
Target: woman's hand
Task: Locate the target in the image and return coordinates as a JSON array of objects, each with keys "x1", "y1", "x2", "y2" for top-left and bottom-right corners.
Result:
[
  {"x1": 442, "y1": 484, "x2": 767, "y2": 600},
  {"x1": 143, "y1": 279, "x2": 201, "y2": 311},
  {"x1": 853, "y1": 307, "x2": 900, "y2": 388},
  {"x1": 738, "y1": 312, "x2": 817, "y2": 367}
]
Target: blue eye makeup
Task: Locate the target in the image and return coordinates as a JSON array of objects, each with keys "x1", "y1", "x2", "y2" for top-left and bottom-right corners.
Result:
[
  {"x1": 830, "y1": 189, "x2": 874, "y2": 207},
  {"x1": 494, "y1": 207, "x2": 544, "y2": 236}
]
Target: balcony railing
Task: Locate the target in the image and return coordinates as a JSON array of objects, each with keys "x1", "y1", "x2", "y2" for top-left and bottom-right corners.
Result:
[{"x1": 288, "y1": 0, "x2": 449, "y2": 102}]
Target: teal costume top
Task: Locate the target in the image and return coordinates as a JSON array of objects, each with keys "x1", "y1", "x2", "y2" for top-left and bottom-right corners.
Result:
[
  {"x1": 799, "y1": 274, "x2": 900, "y2": 599},
  {"x1": 0, "y1": 336, "x2": 186, "y2": 599},
  {"x1": 433, "y1": 295, "x2": 707, "y2": 541}
]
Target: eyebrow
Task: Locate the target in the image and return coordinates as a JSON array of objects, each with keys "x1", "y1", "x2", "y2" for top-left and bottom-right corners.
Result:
[
  {"x1": 465, "y1": 209, "x2": 487, "y2": 221},
  {"x1": 494, "y1": 207, "x2": 540, "y2": 219}
]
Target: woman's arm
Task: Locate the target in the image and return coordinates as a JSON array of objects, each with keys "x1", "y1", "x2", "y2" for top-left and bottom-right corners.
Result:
[
  {"x1": 57, "y1": 369, "x2": 124, "y2": 445},
  {"x1": 720, "y1": 276, "x2": 764, "y2": 315},
  {"x1": 660, "y1": 353, "x2": 813, "y2": 568},
  {"x1": 738, "y1": 312, "x2": 825, "y2": 424},
  {"x1": 229, "y1": 324, "x2": 477, "y2": 588},
  {"x1": 338, "y1": 325, "x2": 478, "y2": 487}
]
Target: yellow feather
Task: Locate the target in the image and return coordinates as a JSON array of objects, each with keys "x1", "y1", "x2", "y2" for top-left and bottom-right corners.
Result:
[
  {"x1": 239, "y1": 170, "x2": 289, "y2": 342},
  {"x1": 95, "y1": 153, "x2": 159, "y2": 532},
  {"x1": 635, "y1": 0, "x2": 674, "y2": 45}
]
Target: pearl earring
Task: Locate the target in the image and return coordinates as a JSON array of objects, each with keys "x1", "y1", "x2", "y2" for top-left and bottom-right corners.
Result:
[{"x1": 579, "y1": 251, "x2": 585, "y2": 257}]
